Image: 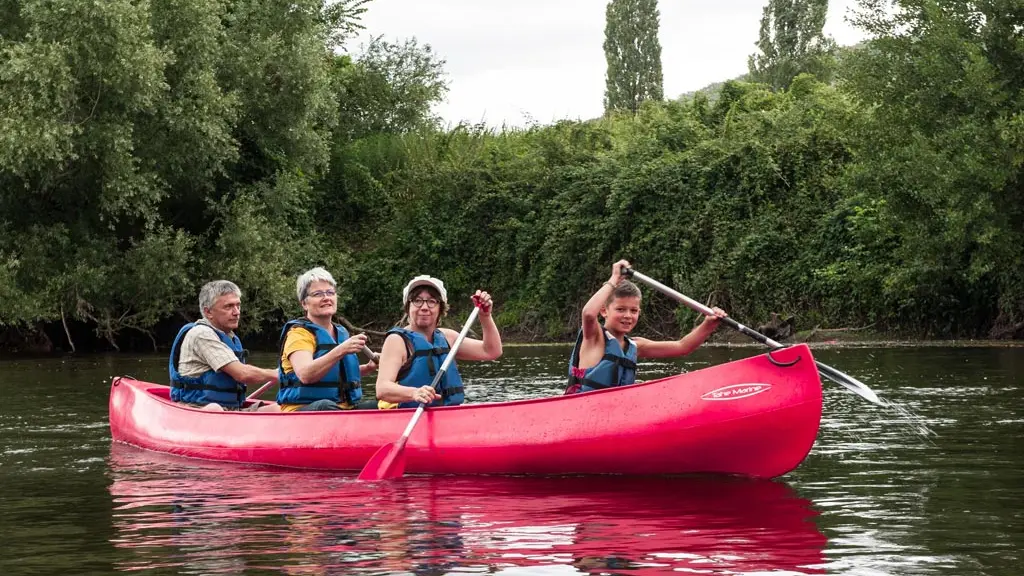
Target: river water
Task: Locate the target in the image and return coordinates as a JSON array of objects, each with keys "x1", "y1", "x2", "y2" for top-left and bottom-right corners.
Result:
[{"x1": 1, "y1": 344, "x2": 1021, "y2": 575}]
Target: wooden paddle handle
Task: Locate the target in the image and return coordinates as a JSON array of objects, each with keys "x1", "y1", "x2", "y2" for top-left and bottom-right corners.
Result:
[
  {"x1": 360, "y1": 345, "x2": 379, "y2": 363},
  {"x1": 245, "y1": 380, "x2": 275, "y2": 401},
  {"x1": 623, "y1": 266, "x2": 881, "y2": 404}
]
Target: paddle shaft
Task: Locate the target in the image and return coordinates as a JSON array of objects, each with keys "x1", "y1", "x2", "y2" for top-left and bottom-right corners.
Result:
[
  {"x1": 396, "y1": 306, "x2": 481, "y2": 440},
  {"x1": 624, "y1": 267, "x2": 881, "y2": 404},
  {"x1": 246, "y1": 380, "x2": 274, "y2": 401},
  {"x1": 360, "y1": 344, "x2": 379, "y2": 363},
  {"x1": 626, "y1": 269, "x2": 784, "y2": 347}
]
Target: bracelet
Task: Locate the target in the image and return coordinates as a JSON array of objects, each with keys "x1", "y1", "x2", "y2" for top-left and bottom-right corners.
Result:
[{"x1": 604, "y1": 281, "x2": 617, "y2": 290}]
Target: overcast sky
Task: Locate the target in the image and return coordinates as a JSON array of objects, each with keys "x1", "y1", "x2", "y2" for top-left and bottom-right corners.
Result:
[{"x1": 353, "y1": 0, "x2": 868, "y2": 128}]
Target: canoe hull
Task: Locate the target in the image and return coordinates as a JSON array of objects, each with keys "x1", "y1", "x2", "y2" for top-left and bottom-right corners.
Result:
[{"x1": 109, "y1": 344, "x2": 822, "y2": 478}]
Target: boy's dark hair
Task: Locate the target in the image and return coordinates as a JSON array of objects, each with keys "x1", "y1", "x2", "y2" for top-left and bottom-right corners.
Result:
[{"x1": 604, "y1": 280, "x2": 642, "y2": 305}]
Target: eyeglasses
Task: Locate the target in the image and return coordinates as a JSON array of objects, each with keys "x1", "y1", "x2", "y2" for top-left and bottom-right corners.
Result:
[
  {"x1": 410, "y1": 298, "x2": 440, "y2": 309},
  {"x1": 307, "y1": 289, "x2": 336, "y2": 299}
]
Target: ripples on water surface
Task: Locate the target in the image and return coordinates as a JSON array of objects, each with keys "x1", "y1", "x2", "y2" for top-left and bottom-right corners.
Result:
[
  {"x1": 0, "y1": 344, "x2": 1022, "y2": 575},
  {"x1": 107, "y1": 446, "x2": 826, "y2": 575}
]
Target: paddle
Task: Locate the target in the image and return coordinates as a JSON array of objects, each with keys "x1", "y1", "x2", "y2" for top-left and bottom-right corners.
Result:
[
  {"x1": 245, "y1": 380, "x2": 275, "y2": 402},
  {"x1": 357, "y1": 305, "x2": 482, "y2": 481},
  {"x1": 359, "y1": 345, "x2": 380, "y2": 364},
  {"x1": 622, "y1": 267, "x2": 882, "y2": 405}
]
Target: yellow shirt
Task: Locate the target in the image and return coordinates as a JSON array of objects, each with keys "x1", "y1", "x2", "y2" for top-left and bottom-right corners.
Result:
[
  {"x1": 279, "y1": 325, "x2": 354, "y2": 411},
  {"x1": 280, "y1": 325, "x2": 316, "y2": 375}
]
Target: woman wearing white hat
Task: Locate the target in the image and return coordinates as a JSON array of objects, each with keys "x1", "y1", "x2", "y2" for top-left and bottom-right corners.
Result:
[{"x1": 375, "y1": 275, "x2": 502, "y2": 408}]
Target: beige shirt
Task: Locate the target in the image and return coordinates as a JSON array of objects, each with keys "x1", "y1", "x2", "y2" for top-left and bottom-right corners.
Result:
[{"x1": 177, "y1": 319, "x2": 240, "y2": 377}]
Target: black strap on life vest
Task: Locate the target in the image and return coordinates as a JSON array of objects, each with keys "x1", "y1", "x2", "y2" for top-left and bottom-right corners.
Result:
[
  {"x1": 393, "y1": 331, "x2": 456, "y2": 395},
  {"x1": 441, "y1": 385, "x2": 464, "y2": 399},
  {"x1": 576, "y1": 354, "x2": 637, "y2": 390}
]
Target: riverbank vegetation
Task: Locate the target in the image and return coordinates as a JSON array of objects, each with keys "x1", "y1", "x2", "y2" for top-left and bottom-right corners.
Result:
[{"x1": 1, "y1": 0, "x2": 1021, "y2": 353}]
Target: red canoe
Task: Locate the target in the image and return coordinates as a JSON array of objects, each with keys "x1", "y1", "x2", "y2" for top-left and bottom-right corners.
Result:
[{"x1": 108, "y1": 344, "x2": 823, "y2": 478}]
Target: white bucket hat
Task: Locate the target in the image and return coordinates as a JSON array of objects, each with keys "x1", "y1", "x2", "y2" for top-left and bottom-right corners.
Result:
[{"x1": 402, "y1": 275, "x2": 447, "y2": 306}]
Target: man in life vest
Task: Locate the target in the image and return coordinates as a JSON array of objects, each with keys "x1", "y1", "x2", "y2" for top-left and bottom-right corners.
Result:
[
  {"x1": 277, "y1": 267, "x2": 379, "y2": 411},
  {"x1": 565, "y1": 259, "x2": 727, "y2": 394},
  {"x1": 169, "y1": 280, "x2": 280, "y2": 411},
  {"x1": 375, "y1": 275, "x2": 502, "y2": 408}
]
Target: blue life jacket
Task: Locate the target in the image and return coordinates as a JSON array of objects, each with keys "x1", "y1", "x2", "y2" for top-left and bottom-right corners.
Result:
[
  {"x1": 565, "y1": 328, "x2": 637, "y2": 394},
  {"x1": 387, "y1": 327, "x2": 464, "y2": 408},
  {"x1": 169, "y1": 322, "x2": 247, "y2": 407},
  {"x1": 276, "y1": 319, "x2": 363, "y2": 405}
]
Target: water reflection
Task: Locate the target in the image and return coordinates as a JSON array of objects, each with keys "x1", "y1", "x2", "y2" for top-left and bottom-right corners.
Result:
[{"x1": 108, "y1": 443, "x2": 827, "y2": 575}]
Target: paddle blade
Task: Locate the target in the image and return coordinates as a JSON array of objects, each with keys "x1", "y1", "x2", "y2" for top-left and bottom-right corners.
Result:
[
  {"x1": 357, "y1": 441, "x2": 407, "y2": 481},
  {"x1": 817, "y1": 362, "x2": 882, "y2": 405}
]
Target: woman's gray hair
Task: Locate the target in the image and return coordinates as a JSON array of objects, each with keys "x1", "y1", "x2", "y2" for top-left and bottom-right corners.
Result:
[
  {"x1": 199, "y1": 280, "x2": 242, "y2": 318},
  {"x1": 296, "y1": 267, "x2": 337, "y2": 302}
]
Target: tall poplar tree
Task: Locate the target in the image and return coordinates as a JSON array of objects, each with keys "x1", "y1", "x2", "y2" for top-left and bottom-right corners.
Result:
[
  {"x1": 747, "y1": 0, "x2": 835, "y2": 91},
  {"x1": 603, "y1": 0, "x2": 664, "y2": 115}
]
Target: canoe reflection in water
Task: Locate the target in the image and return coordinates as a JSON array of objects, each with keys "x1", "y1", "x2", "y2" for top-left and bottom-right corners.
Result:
[{"x1": 108, "y1": 444, "x2": 827, "y2": 575}]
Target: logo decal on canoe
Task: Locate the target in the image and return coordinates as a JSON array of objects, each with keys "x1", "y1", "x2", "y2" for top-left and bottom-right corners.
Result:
[{"x1": 701, "y1": 383, "x2": 772, "y2": 401}]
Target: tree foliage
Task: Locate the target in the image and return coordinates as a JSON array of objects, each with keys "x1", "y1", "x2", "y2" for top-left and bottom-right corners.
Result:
[
  {"x1": 748, "y1": 0, "x2": 836, "y2": 91},
  {"x1": 2, "y1": 0, "x2": 1022, "y2": 352},
  {"x1": 603, "y1": 0, "x2": 664, "y2": 115},
  {"x1": 839, "y1": 0, "x2": 1024, "y2": 337},
  {"x1": 0, "y1": 0, "x2": 365, "y2": 348},
  {"x1": 333, "y1": 37, "x2": 448, "y2": 142}
]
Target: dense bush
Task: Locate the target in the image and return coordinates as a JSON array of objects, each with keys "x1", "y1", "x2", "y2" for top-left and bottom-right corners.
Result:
[{"x1": 2, "y1": 0, "x2": 1021, "y2": 352}]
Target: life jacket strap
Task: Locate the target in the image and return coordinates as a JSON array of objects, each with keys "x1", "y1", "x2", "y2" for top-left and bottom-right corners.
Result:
[
  {"x1": 575, "y1": 377, "x2": 614, "y2": 390},
  {"x1": 280, "y1": 381, "x2": 337, "y2": 389},
  {"x1": 170, "y1": 380, "x2": 242, "y2": 392},
  {"x1": 441, "y1": 386, "x2": 464, "y2": 399},
  {"x1": 412, "y1": 347, "x2": 449, "y2": 358},
  {"x1": 603, "y1": 353, "x2": 637, "y2": 371},
  {"x1": 566, "y1": 354, "x2": 636, "y2": 391}
]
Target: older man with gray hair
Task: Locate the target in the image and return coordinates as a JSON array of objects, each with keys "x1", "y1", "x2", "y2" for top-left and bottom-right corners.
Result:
[{"x1": 169, "y1": 280, "x2": 280, "y2": 411}]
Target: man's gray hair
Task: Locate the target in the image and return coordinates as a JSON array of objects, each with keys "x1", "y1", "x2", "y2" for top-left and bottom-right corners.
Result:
[
  {"x1": 199, "y1": 280, "x2": 242, "y2": 319},
  {"x1": 296, "y1": 267, "x2": 337, "y2": 302}
]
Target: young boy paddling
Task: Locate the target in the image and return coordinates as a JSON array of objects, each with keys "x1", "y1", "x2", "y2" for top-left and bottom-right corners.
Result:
[{"x1": 565, "y1": 259, "x2": 727, "y2": 394}]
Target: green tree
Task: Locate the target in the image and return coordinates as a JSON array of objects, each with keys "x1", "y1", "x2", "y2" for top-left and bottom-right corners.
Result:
[
  {"x1": 0, "y1": 0, "x2": 367, "y2": 350},
  {"x1": 333, "y1": 37, "x2": 448, "y2": 141},
  {"x1": 603, "y1": 0, "x2": 664, "y2": 114},
  {"x1": 315, "y1": 36, "x2": 448, "y2": 238},
  {"x1": 748, "y1": 0, "x2": 835, "y2": 91},
  {"x1": 840, "y1": 0, "x2": 1024, "y2": 337}
]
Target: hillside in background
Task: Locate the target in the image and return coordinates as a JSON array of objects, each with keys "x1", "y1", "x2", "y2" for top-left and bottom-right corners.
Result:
[{"x1": 678, "y1": 41, "x2": 867, "y2": 101}]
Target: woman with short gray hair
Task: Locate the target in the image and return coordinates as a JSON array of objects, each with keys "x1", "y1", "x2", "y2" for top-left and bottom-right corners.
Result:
[
  {"x1": 295, "y1": 267, "x2": 336, "y2": 303},
  {"x1": 276, "y1": 267, "x2": 379, "y2": 411}
]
